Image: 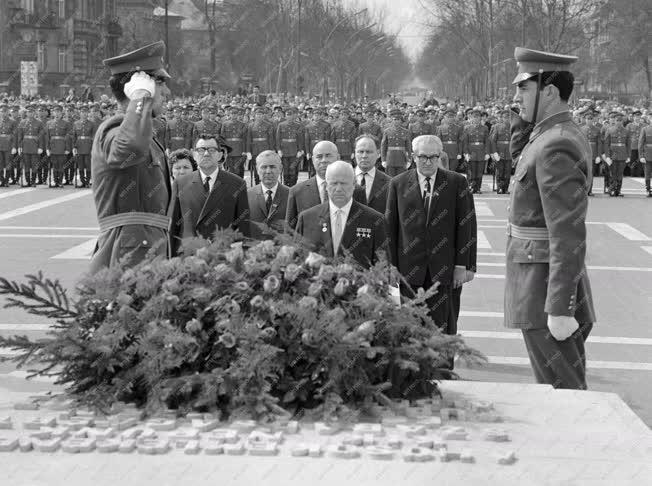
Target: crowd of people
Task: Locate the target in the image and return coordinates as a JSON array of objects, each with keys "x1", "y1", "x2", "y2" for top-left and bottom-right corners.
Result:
[{"x1": 1, "y1": 87, "x2": 650, "y2": 196}]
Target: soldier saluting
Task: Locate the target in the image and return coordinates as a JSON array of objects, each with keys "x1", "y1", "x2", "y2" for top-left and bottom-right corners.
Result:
[
  {"x1": 89, "y1": 41, "x2": 172, "y2": 274},
  {"x1": 506, "y1": 47, "x2": 596, "y2": 390}
]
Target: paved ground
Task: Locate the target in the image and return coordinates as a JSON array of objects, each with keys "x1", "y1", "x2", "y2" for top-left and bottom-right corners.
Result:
[{"x1": 0, "y1": 174, "x2": 650, "y2": 427}]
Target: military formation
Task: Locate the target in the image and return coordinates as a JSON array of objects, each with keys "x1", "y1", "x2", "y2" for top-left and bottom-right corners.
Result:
[{"x1": 0, "y1": 95, "x2": 650, "y2": 196}]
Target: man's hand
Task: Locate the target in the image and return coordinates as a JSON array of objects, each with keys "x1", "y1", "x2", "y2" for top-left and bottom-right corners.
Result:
[
  {"x1": 464, "y1": 154, "x2": 470, "y2": 162},
  {"x1": 45, "y1": 149, "x2": 51, "y2": 157},
  {"x1": 547, "y1": 315, "x2": 579, "y2": 341},
  {"x1": 382, "y1": 160, "x2": 387, "y2": 168},
  {"x1": 625, "y1": 158, "x2": 630, "y2": 164},
  {"x1": 17, "y1": 148, "x2": 22, "y2": 155},
  {"x1": 246, "y1": 152, "x2": 252, "y2": 161},
  {"x1": 641, "y1": 158, "x2": 647, "y2": 164},
  {"x1": 464, "y1": 270, "x2": 475, "y2": 284},
  {"x1": 605, "y1": 157, "x2": 613, "y2": 166},
  {"x1": 453, "y1": 266, "x2": 466, "y2": 288},
  {"x1": 492, "y1": 152, "x2": 500, "y2": 162},
  {"x1": 277, "y1": 150, "x2": 283, "y2": 157},
  {"x1": 64, "y1": 150, "x2": 70, "y2": 155},
  {"x1": 456, "y1": 154, "x2": 462, "y2": 160},
  {"x1": 484, "y1": 154, "x2": 490, "y2": 161},
  {"x1": 10, "y1": 148, "x2": 16, "y2": 155},
  {"x1": 124, "y1": 71, "x2": 156, "y2": 100},
  {"x1": 594, "y1": 156, "x2": 601, "y2": 164},
  {"x1": 297, "y1": 150, "x2": 303, "y2": 158},
  {"x1": 72, "y1": 148, "x2": 78, "y2": 156},
  {"x1": 37, "y1": 148, "x2": 43, "y2": 155}
]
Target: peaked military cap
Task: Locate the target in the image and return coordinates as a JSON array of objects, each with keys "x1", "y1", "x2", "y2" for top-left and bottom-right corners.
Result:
[
  {"x1": 512, "y1": 47, "x2": 577, "y2": 84},
  {"x1": 103, "y1": 41, "x2": 170, "y2": 79}
]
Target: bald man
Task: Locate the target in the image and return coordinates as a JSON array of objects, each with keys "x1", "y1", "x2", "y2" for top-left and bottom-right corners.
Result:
[
  {"x1": 295, "y1": 161, "x2": 387, "y2": 268},
  {"x1": 247, "y1": 150, "x2": 289, "y2": 239},
  {"x1": 285, "y1": 140, "x2": 366, "y2": 230}
]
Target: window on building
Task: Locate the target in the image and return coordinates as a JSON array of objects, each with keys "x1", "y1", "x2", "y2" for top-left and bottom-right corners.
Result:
[
  {"x1": 21, "y1": 0, "x2": 35, "y2": 14},
  {"x1": 37, "y1": 42, "x2": 46, "y2": 71},
  {"x1": 58, "y1": 0, "x2": 66, "y2": 18},
  {"x1": 58, "y1": 46, "x2": 67, "y2": 73}
]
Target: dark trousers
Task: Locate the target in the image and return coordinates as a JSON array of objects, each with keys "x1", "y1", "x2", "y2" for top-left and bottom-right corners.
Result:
[
  {"x1": 495, "y1": 159, "x2": 511, "y2": 193},
  {"x1": 602, "y1": 161, "x2": 611, "y2": 192},
  {"x1": 521, "y1": 322, "x2": 593, "y2": 390},
  {"x1": 470, "y1": 160, "x2": 485, "y2": 192},
  {"x1": 281, "y1": 156, "x2": 299, "y2": 187},
  {"x1": 629, "y1": 150, "x2": 642, "y2": 176},
  {"x1": 609, "y1": 160, "x2": 626, "y2": 194},
  {"x1": 643, "y1": 160, "x2": 652, "y2": 191},
  {"x1": 77, "y1": 154, "x2": 91, "y2": 186}
]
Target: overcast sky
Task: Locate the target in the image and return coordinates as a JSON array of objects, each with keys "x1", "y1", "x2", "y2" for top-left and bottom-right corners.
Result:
[{"x1": 342, "y1": 0, "x2": 432, "y2": 60}]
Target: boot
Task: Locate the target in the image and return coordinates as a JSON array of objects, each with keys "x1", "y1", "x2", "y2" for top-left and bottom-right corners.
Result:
[{"x1": 0, "y1": 171, "x2": 7, "y2": 187}]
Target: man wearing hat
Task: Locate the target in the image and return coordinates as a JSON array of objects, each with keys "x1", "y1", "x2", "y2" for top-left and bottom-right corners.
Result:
[
  {"x1": 275, "y1": 106, "x2": 304, "y2": 187},
  {"x1": 72, "y1": 105, "x2": 98, "y2": 188},
  {"x1": 580, "y1": 109, "x2": 602, "y2": 197},
  {"x1": 409, "y1": 108, "x2": 435, "y2": 143},
  {"x1": 637, "y1": 115, "x2": 652, "y2": 197},
  {"x1": 90, "y1": 41, "x2": 172, "y2": 274},
  {"x1": 488, "y1": 109, "x2": 513, "y2": 194},
  {"x1": 45, "y1": 104, "x2": 72, "y2": 188},
  {"x1": 220, "y1": 105, "x2": 249, "y2": 179},
  {"x1": 166, "y1": 106, "x2": 192, "y2": 153},
  {"x1": 15, "y1": 104, "x2": 46, "y2": 187},
  {"x1": 380, "y1": 107, "x2": 411, "y2": 177},
  {"x1": 627, "y1": 110, "x2": 643, "y2": 177},
  {"x1": 192, "y1": 105, "x2": 221, "y2": 147},
  {"x1": 303, "y1": 107, "x2": 332, "y2": 178},
  {"x1": 506, "y1": 47, "x2": 595, "y2": 390},
  {"x1": 436, "y1": 109, "x2": 464, "y2": 173},
  {"x1": 0, "y1": 103, "x2": 18, "y2": 187},
  {"x1": 461, "y1": 108, "x2": 490, "y2": 193},
  {"x1": 331, "y1": 107, "x2": 357, "y2": 165},
  {"x1": 603, "y1": 111, "x2": 630, "y2": 196},
  {"x1": 248, "y1": 106, "x2": 275, "y2": 185}
]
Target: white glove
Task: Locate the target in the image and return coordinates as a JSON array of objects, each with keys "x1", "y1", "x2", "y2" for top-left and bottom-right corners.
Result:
[
  {"x1": 123, "y1": 71, "x2": 156, "y2": 100},
  {"x1": 492, "y1": 152, "x2": 500, "y2": 162},
  {"x1": 641, "y1": 158, "x2": 647, "y2": 164},
  {"x1": 547, "y1": 315, "x2": 579, "y2": 341},
  {"x1": 246, "y1": 152, "x2": 252, "y2": 161},
  {"x1": 306, "y1": 154, "x2": 311, "y2": 160},
  {"x1": 277, "y1": 150, "x2": 283, "y2": 157},
  {"x1": 297, "y1": 151, "x2": 303, "y2": 157},
  {"x1": 72, "y1": 148, "x2": 78, "y2": 156},
  {"x1": 18, "y1": 148, "x2": 22, "y2": 155},
  {"x1": 38, "y1": 148, "x2": 43, "y2": 155},
  {"x1": 165, "y1": 148, "x2": 170, "y2": 157},
  {"x1": 381, "y1": 160, "x2": 387, "y2": 168},
  {"x1": 11, "y1": 147, "x2": 17, "y2": 155},
  {"x1": 484, "y1": 154, "x2": 490, "y2": 161},
  {"x1": 46, "y1": 149, "x2": 51, "y2": 156},
  {"x1": 625, "y1": 158, "x2": 630, "y2": 163},
  {"x1": 594, "y1": 156, "x2": 600, "y2": 164},
  {"x1": 605, "y1": 157, "x2": 613, "y2": 166},
  {"x1": 601, "y1": 153, "x2": 606, "y2": 160},
  {"x1": 456, "y1": 154, "x2": 462, "y2": 160},
  {"x1": 464, "y1": 154, "x2": 470, "y2": 162},
  {"x1": 64, "y1": 150, "x2": 70, "y2": 155}
]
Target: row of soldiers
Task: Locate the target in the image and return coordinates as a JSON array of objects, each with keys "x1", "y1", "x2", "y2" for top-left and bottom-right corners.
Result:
[{"x1": 1, "y1": 97, "x2": 650, "y2": 196}]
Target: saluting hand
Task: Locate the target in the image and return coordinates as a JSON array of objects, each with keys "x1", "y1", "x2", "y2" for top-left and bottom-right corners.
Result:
[{"x1": 124, "y1": 71, "x2": 156, "y2": 100}]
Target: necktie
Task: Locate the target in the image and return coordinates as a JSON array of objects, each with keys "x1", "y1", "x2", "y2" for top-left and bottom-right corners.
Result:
[
  {"x1": 265, "y1": 189, "x2": 273, "y2": 214},
  {"x1": 320, "y1": 181, "x2": 327, "y2": 203},
  {"x1": 360, "y1": 172, "x2": 367, "y2": 187},
  {"x1": 203, "y1": 175, "x2": 211, "y2": 193},
  {"x1": 333, "y1": 209, "x2": 343, "y2": 255},
  {"x1": 423, "y1": 176, "x2": 431, "y2": 211}
]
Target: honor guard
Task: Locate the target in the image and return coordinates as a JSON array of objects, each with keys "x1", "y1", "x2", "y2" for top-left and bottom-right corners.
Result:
[
  {"x1": 627, "y1": 110, "x2": 643, "y2": 177},
  {"x1": 71, "y1": 105, "x2": 98, "y2": 188},
  {"x1": 248, "y1": 106, "x2": 275, "y2": 184},
  {"x1": 220, "y1": 105, "x2": 249, "y2": 178},
  {"x1": 436, "y1": 109, "x2": 464, "y2": 173},
  {"x1": 303, "y1": 107, "x2": 331, "y2": 178},
  {"x1": 0, "y1": 104, "x2": 17, "y2": 187},
  {"x1": 330, "y1": 106, "x2": 357, "y2": 163},
  {"x1": 638, "y1": 115, "x2": 652, "y2": 196},
  {"x1": 408, "y1": 107, "x2": 435, "y2": 141},
  {"x1": 90, "y1": 41, "x2": 172, "y2": 274},
  {"x1": 16, "y1": 104, "x2": 46, "y2": 187},
  {"x1": 603, "y1": 111, "x2": 631, "y2": 196},
  {"x1": 275, "y1": 106, "x2": 304, "y2": 187},
  {"x1": 380, "y1": 107, "x2": 411, "y2": 177},
  {"x1": 579, "y1": 109, "x2": 602, "y2": 197},
  {"x1": 166, "y1": 106, "x2": 192, "y2": 152},
  {"x1": 489, "y1": 109, "x2": 513, "y2": 194},
  {"x1": 462, "y1": 108, "x2": 490, "y2": 193},
  {"x1": 45, "y1": 104, "x2": 72, "y2": 188},
  {"x1": 192, "y1": 105, "x2": 221, "y2": 146}
]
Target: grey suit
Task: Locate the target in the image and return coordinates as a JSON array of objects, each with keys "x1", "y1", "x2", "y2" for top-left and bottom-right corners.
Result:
[{"x1": 247, "y1": 183, "x2": 289, "y2": 239}]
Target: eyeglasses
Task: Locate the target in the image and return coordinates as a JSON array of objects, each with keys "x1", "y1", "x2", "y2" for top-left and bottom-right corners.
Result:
[
  {"x1": 415, "y1": 154, "x2": 441, "y2": 163},
  {"x1": 195, "y1": 147, "x2": 220, "y2": 155}
]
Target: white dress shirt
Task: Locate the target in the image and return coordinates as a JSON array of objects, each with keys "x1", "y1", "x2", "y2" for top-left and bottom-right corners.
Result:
[
  {"x1": 261, "y1": 182, "x2": 278, "y2": 200},
  {"x1": 329, "y1": 198, "x2": 353, "y2": 255},
  {"x1": 355, "y1": 167, "x2": 376, "y2": 200},
  {"x1": 199, "y1": 166, "x2": 220, "y2": 193},
  {"x1": 315, "y1": 174, "x2": 327, "y2": 203}
]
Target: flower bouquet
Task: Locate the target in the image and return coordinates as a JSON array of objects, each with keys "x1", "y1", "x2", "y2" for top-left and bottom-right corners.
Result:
[{"x1": 0, "y1": 229, "x2": 485, "y2": 422}]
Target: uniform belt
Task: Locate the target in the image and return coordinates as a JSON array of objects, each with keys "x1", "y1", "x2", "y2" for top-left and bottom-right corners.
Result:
[
  {"x1": 252, "y1": 137, "x2": 267, "y2": 141},
  {"x1": 24, "y1": 135, "x2": 38, "y2": 139},
  {"x1": 387, "y1": 146, "x2": 405, "y2": 150},
  {"x1": 98, "y1": 212, "x2": 170, "y2": 234},
  {"x1": 506, "y1": 222, "x2": 549, "y2": 240},
  {"x1": 171, "y1": 136, "x2": 184, "y2": 140},
  {"x1": 497, "y1": 140, "x2": 509, "y2": 144},
  {"x1": 281, "y1": 138, "x2": 296, "y2": 142},
  {"x1": 470, "y1": 142, "x2": 483, "y2": 145},
  {"x1": 336, "y1": 138, "x2": 350, "y2": 142},
  {"x1": 443, "y1": 141, "x2": 456, "y2": 144},
  {"x1": 51, "y1": 136, "x2": 65, "y2": 139},
  {"x1": 226, "y1": 138, "x2": 241, "y2": 141},
  {"x1": 611, "y1": 143, "x2": 625, "y2": 146},
  {"x1": 78, "y1": 136, "x2": 92, "y2": 139}
]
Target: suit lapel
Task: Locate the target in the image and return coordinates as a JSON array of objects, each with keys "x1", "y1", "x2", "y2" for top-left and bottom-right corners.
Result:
[
  {"x1": 255, "y1": 188, "x2": 268, "y2": 221},
  {"x1": 426, "y1": 169, "x2": 445, "y2": 224},
  {"x1": 197, "y1": 170, "x2": 225, "y2": 226},
  {"x1": 404, "y1": 170, "x2": 427, "y2": 224},
  {"x1": 339, "y1": 201, "x2": 361, "y2": 254},
  {"x1": 307, "y1": 178, "x2": 321, "y2": 206},
  {"x1": 266, "y1": 186, "x2": 284, "y2": 222}
]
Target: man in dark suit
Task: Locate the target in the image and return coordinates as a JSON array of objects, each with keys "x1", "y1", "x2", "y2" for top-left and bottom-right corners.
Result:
[
  {"x1": 296, "y1": 161, "x2": 387, "y2": 269},
  {"x1": 248, "y1": 86, "x2": 267, "y2": 106},
  {"x1": 354, "y1": 134, "x2": 391, "y2": 215},
  {"x1": 247, "y1": 150, "x2": 289, "y2": 239},
  {"x1": 386, "y1": 135, "x2": 476, "y2": 342},
  {"x1": 285, "y1": 140, "x2": 366, "y2": 230},
  {"x1": 168, "y1": 135, "x2": 250, "y2": 255}
]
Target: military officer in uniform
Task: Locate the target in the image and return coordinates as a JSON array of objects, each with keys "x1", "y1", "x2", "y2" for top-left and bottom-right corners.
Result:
[
  {"x1": 603, "y1": 111, "x2": 631, "y2": 197},
  {"x1": 489, "y1": 109, "x2": 513, "y2": 194},
  {"x1": 90, "y1": 41, "x2": 172, "y2": 274},
  {"x1": 166, "y1": 106, "x2": 192, "y2": 152},
  {"x1": 45, "y1": 104, "x2": 72, "y2": 188},
  {"x1": 275, "y1": 106, "x2": 304, "y2": 187},
  {"x1": 627, "y1": 110, "x2": 643, "y2": 177},
  {"x1": 192, "y1": 105, "x2": 221, "y2": 146},
  {"x1": 72, "y1": 105, "x2": 98, "y2": 188},
  {"x1": 462, "y1": 108, "x2": 490, "y2": 193},
  {"x1": 380, "y1": 107, "x2": 411, "y2": 177},
  {"x1": 248, "y1": 106, "x2": 275, "y2": 185},
  {"x1": 15, "y1": 104, "x2": 46, "y2": 187},
  {"x1": 579, "y1": 109, "x2": 602, "y2": 197},
  {"x1": 507, "y1": 47, "x2": 595, "y2": 390},
  {"x1": 408, "y1": 107, "x2": 434, "y2": 142},
  {"x1": 220, "y1": 105, "x2": 249, "y2": 179},
  {"x1": 303, "y1": 107, "x2": 331, "y2": 178},
  {"x1": 358, "y1": 107, "x2": 383, "y2": 171},
  {"x1": 330, "y1": 107, "x2": 357, "y2": 164},
  {"x1": 436, "y1": 109, "x2": 464, "y2": 173},
  {"x1": 638, "y1": 115, "x2": 652, "y2": 197},
  {"x1": 0, "y1": 103, "x2": 17, "y2": 187}
]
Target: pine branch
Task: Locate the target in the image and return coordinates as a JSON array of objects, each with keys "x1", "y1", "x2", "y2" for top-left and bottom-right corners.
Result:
[{"x1": 0, "y1": 273, "x2": 78, "y2": 319}]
